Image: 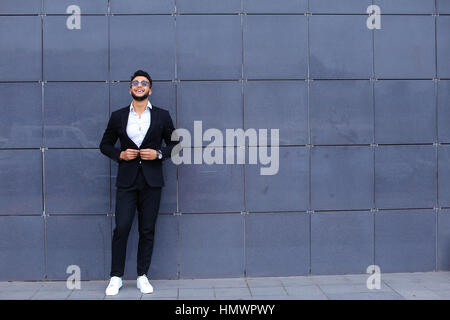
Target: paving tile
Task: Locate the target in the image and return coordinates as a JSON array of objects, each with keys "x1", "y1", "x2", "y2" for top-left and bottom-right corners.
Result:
[
  {"x1": 209, "y1": 279, "x2": 248, "y2": 288},
  {"x1": 31, "y1": 290, "x2": 72, "y2": 300},
  {"x1": 103, "y1": 288, "x2": 142, "y2": 300},
  {"x1": 404, "y1": 272, "x2": 439, "y2": 277},
  {"x1": 179, "y1": 288, "x2": 215, "y2": 298},
  {"x1": 0, "y1": 291, "x2": 39, "y2": 300},
  {"x1": 175, "y1": 278, "x2": 247, "y2": 288},
  {"x1": 434, "y1": 290, "x2": 450, "y2": 299},
  {"x1": 246, "y1": 278, "x2": 283, "y2": 288},
  {"x1": 284, "y1": 285, "x2": 324, "y2": 296},
  {"x1": 104, "y1": 295, "x2": 142, "y2": 300},
  {"x1": 180, "y1": 297, "x2": 217, "y2": 300},
  {"x1": 103, "y1": 293, "x2": 142, "y2": 300},
  {"x1": 319, "y1": 283, "x2": 393, "y2": 295},
  {"x1": 349, "y1": 282, "x2": 394, "y2": 293},
  {"x1": 279, "y1": 276, "x2": 316, "y2": 287},
  {"x1": 327, "y1": 292, "x2": 405, "y2": 300},
  {"x1": 215, "y1": 296, "x2": 252, "y2": 300},
  {"x1": 161, "y1": 279, "x2": 220, "y2": 289},
  {"x1": 2, "y1": 272, "x2": 450, "y2": 300},
  {"x1": 214, "y1": 287, "x2": 252, "y2": 298},
  {"x1": 382, "y1": 279, "x2": 424, "y2": 288},
  {"x1": 382, "y1": 280, "x2": 429, "y2": 292},
  {"x1": 343, "y1": 274, "x2": 374, "y2": 284},
  {"x1": 39, "y1": 281, "x2": 106, "y2": 292},
  {"x1": 418, "y1": 274, "x2": 450, "y2": 282},
  {"x1": 390, "y1": 273, "x2": 427, "y2": 280},
  {"x1": 421, "y1": 282, "x2": 450, "y2": 291},
  {"x1": 103, "y1": 286, "x2": 142, "y2": 299},
  {"x1": 76, "y1": 281, "x2": 109, "y2": 291},
  {"x1": 140, "y1": 288, "x2": 178, "y2": 299},
  {"x1": 283, "y1": 292, "x2": 329, "y2": 300},
  {"x1": 150, "y1": 280, "x2": 182, "y2": 289},
  {"x1": 249, "y1": 286, "x2": 287, "y2": 296},
  {"x1": 318, "y1": 284, "x2": 361, "y2": 295},
  {"x1": 0, "y1": 283, "x2": 10, "y2": 289},
  {"x1": 395, "y1": 289, "x2": 443, "y2": 300},
  {"x1": 67, "y1": 290, "x2": 106, "y2": 300},
  {"x1": 39, "y1": 281, "x2": 73, "y2": 291},
  {"x1": 0, "y1": 282, "x2": 43, "y2": 291},
  {"x1": 288, "y1": 295, "x2": 328, "y2": 300},
  {"x1": 309, "y1": 275, "x2": 351, "y2": 285},
  {"x1": 250, "y1": 295, "x2": 304, "y2": 300},
  {"x1": 382, "y1": 272, "x2": 430, "y2": 281}
]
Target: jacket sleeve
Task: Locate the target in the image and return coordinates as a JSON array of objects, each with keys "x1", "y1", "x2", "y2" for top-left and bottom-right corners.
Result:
[
  {"x1": 160, "y1": 110, "x2": 178, "y2": 160},
  {"x1": 99, "y1": 112, "x2": 122, "y2": 163}
]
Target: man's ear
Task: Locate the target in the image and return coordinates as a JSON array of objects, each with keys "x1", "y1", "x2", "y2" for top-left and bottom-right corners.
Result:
[{"x1": 148, "y1": 88, "x2": 152, "y2": 96}]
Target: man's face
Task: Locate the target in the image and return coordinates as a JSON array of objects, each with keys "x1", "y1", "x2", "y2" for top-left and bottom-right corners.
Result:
[{"x1": 129, "y1": 76, "x2": 152, "y2": 101}]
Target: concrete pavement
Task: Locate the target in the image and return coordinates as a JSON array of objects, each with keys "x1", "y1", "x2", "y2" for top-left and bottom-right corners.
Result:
[{"x1": 0, "y1": 271, "x2": 449, "y2": 300}]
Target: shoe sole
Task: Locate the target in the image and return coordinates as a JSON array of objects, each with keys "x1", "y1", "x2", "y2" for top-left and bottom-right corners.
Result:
[
  {"x1": 137, "y1": 282, "x2": 153, "y2": 294},
  {"x1": 105, "y1": 284, "x2": 122, "y2": 296}
]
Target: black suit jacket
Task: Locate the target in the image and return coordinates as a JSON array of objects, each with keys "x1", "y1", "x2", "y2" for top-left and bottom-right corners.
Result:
[{"x1": 99, "y1": 105, "x2": 177, "y2": 188}]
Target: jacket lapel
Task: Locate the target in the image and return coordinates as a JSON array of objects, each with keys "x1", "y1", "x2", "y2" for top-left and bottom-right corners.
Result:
[
  {"x1": 120, "y1": 104, "x2": 159, "y2": 149},
  {"x1": 141, "y1": 106, "x2": 159, "y2": 147},
  {"x1": 120, "y1": 105, "x2": 139, "y2": 149}
]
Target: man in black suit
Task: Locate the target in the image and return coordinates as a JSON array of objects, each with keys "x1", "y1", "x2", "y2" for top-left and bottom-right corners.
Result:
[{"x1": 100, "y1": 70, "x2": 177, "y2": 296}]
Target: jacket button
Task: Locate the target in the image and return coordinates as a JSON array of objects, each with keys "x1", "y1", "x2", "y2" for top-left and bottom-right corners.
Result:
[{"x1": 139, "y1": 160, "x2": 142, "y2": 164}]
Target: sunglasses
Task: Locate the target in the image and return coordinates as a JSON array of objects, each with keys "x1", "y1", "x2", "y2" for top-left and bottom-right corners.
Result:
[{"x1": 131, "y1": 80, "x2": 149, "y2": 87}]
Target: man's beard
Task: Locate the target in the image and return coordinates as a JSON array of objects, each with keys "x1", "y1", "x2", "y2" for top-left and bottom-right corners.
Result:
[{"x1": 131, "y1": 91, "x2": 149, "y2": 101}]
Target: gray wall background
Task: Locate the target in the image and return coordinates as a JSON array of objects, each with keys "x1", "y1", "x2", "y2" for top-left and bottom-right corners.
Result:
[{"x1": 0, "y1": 0, "x2": 450, "y2": 281}]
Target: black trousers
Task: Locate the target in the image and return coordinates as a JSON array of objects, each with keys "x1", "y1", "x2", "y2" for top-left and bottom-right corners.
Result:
[{"x1": 110, "y1": 167, "x2": 162, "y2": 278}]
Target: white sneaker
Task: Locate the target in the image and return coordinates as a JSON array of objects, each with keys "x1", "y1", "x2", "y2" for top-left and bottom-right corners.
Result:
[
  {"x1": 137, "y1": 275, "x2": 153, "y2": 294},
  {"x1": 105, "y1": 276, "x2": 122, "y2": 296}
]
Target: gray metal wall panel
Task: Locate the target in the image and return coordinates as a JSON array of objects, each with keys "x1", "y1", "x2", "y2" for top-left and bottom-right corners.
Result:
[
  {"x1": 375, "y1": 210, "x2": 436, "y2": 273},
  {"x1": 311, "y1": 211, "x2": 373, "y2": 275},
  {"x1": 45, "y1": 215, "x2": 111, "y2": 280},
  {"x1": 246, "y1": 212, "x2": 309, "y2": 277},
  {"x1": 0, "y1": 1, "x2": 446, "y2": 280},
  {"x1": 0, "y1": 150, "x2": 42, "y2": 215},
  {"x1": 0, "y1": 216, "x2": 45, "y2": 281},
  {"x1": 438, "y1": 209, "x2": 450, "y2": 271}
]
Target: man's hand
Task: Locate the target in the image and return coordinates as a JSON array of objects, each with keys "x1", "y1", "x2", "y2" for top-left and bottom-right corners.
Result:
[
  {"x1": 120, "y1": 149, "x2": 139, "y2": 161},
  {"x1": 139, "y1": 149, "x2": 158, "y2": 160}
]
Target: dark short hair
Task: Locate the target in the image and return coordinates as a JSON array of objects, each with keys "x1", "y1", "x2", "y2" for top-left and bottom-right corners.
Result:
[{"x1": 130, "y1": 70, "x2": 152, "y2": 88}]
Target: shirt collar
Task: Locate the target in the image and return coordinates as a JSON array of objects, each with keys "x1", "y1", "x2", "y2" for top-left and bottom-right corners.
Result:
[{"x1": 130, "y1": 100, "x2": 152, "y2": 113}]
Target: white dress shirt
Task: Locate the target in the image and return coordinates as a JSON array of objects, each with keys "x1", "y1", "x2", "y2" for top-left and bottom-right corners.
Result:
[{"x1": 126, "y1": 100, "x2": 152, "y2": 148}]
